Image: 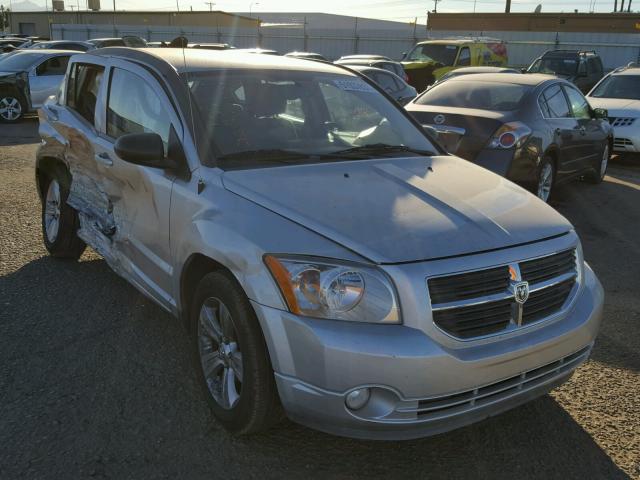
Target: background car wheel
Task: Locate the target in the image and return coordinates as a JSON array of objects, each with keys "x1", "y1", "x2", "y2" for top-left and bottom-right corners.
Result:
[
  {"x1": 191, "y1": 271, "x2": 281, "y2": 434},
  {"x1": 536, "y1": 157, "x2": 555, "y2": 202},
  {"x1": 41, "y1": 169, "x2": 86, "y2": 259},
  {"x1": 586, "y1": 144, "x2": 609, "y2": 184},
  {"x1": 0, "y1": 94, "x2": 25, "y2": 123}
]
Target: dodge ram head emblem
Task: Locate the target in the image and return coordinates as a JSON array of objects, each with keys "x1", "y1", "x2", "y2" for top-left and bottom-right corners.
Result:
[
  {"x1": 433, "y1": 114, "x2": 445, "y2": 125},
  {"x1": 513, "y1": 281, "x2": 530, "y2": 304}
]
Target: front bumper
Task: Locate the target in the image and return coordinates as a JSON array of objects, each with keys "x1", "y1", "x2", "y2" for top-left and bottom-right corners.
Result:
[
  {"x1": 611, "y1": 125, "x2": 640, "y2": 153},
  {"x1": 253, "y1": 263, "x2": 603, "y2": 440}
]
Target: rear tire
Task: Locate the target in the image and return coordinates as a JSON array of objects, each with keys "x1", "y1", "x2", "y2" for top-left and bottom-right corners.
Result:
[
  {"x1": 191, "y1": 271, "x2": 282, "y2": 434},
  {"x1": 585, "y1": 143, "x2": 609, "y2": 184},
  {"x1": 536, "y1": 156, "x2": 555, "y2": 203},
  {"x1": 41, "y1": 168, "x2": 86, "y2": 259}
]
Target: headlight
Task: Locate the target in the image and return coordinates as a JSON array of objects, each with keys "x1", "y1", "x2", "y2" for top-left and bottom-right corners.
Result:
[{"x1": 264, "y1": 255, "x2": 400, "y2": 324}]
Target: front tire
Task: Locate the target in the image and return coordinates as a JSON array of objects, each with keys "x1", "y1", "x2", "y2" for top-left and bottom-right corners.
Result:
[
  {"x1": 41, "y1": 169, "x2": 86, "y2": 259},
  {"x1": 0, "y1": 93, "x2": 25, "y2": 123},
  {"x1": 191, "y1": 271, "x2": 281, "y2": 434},
  {"x1": 585, "y1": 143, "x2": 609, "y2": 184}
]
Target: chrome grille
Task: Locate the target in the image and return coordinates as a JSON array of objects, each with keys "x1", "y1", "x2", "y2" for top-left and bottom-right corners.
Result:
[
  {"x1": 429, "y1": 249, "x2": 578, "y2": 339},
  {"x1": 614, "y1": 137, "x2": 634, "y2": 147},
  {"x1": 609, "y1": 117, "x2": 636, "y2": 127}
]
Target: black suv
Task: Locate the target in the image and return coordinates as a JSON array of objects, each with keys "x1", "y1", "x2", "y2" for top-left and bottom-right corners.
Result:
[{"x1": 527, "y1": 50, "x2": 604, "y2": 93}]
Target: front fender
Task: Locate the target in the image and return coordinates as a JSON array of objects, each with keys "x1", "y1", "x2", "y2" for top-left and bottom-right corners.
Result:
[{"x1": 170, "y1": 173, "x2": 367, "y2": 318}]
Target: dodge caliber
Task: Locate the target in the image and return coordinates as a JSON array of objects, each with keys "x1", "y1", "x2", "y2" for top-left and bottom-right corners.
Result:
[{"x1": 36, "y1": 48, "x2": 604, "y2": 440}]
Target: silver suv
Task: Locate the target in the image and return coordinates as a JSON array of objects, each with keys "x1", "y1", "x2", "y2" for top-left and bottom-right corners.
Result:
[{"x1": 36, "y1": 48, "x2": 604, "y2": 440}]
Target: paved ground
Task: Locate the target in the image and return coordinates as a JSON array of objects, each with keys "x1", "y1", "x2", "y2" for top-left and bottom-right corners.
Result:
[{"x1": 1, "y1": 119, "x2": 638, "y2": 479}]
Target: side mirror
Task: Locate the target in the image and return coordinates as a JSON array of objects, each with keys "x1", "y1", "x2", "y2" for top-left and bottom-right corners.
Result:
[
  {"x1": 401, "y1": 52, "x2": 407, "y2": 60},
  {"x1": 114, "y1": 132, "x2": 175, "y2": 169},
  {"x1": 593, "y1": 107, "x2": 608, "y2": 119},
  {"x1": 521, "y1": 67, "x2": 528, "y2": 74}
]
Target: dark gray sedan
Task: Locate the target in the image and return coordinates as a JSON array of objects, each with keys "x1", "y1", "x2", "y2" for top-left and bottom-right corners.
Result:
[
  {"x1": 406, "y1": 73, "x2": 612, "y2": 201},
  {"x1": 349, "y1": 65, "x2": 417, "y2": 105}
]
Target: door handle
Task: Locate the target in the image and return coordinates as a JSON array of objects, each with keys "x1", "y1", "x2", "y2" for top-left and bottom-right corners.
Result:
[
  {"x1": 579, "y1": 126, "x2": 586, "y2": 135},
  {"x1": 554, "y1": 128, "x2": 562, "y2": 136},
  {"x1": 94, "y1": 152, "x2": 113, "y2": 166}
]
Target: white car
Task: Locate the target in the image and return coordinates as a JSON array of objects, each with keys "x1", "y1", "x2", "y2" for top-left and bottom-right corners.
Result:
[{"x1": 587, "y1": 66, "x2": 640, "y2": 154}]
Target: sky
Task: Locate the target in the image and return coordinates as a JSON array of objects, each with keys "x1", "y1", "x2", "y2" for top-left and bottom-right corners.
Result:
[{"x1": 6, "y1": 0, "x2": 623, "y2": 23}]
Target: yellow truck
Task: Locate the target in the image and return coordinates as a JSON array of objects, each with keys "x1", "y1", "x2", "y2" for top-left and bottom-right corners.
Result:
[{"x1": 402, "y1": 38, "x2": 508, "y2": 91}]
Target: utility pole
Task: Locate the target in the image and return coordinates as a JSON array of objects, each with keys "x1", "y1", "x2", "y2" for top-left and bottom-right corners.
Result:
[
  {"x1": 204, "y1": 1, "x2": 214, "y2": 11},
  {"x1": 433, "y1": 0, "x2": 441, "y2": 12}
]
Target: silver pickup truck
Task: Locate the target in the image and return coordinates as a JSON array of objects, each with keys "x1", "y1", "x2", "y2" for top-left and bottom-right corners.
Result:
[{"x1": 36, "y1": 47, "x2": 604, "y2": 440}]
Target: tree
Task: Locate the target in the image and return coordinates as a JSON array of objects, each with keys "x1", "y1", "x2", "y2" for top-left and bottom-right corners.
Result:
[{"x1": 0, "y1": 5, "x2": 10, "y2": 31}]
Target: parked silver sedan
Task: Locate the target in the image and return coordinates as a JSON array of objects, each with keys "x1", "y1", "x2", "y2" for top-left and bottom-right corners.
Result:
[
  {"x1": 0, "y1": 50, "x2": 76, "y2": 122},
  {"x1": 36, "y1": 48, "x2": 603, "y2": 440}
]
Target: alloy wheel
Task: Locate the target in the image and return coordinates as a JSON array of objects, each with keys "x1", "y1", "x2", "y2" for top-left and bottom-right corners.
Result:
[
  {"x1": 0, "y1": 96, "x2": 22, "y2": 122},
  {"x1": 198, "y1": 297, "x2": 243, "y2": 410},
  {"x1": 44, "y1": 179, "x2": 61, "y2": 242},
  {"x1": 537, "y1": 162, "x2": 553, "y2": 202}
]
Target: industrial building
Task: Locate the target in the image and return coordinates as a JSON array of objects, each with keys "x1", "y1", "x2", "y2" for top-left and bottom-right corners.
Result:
[{"x1": 6, "y1": 10, "x2": 259, "y2": 38}]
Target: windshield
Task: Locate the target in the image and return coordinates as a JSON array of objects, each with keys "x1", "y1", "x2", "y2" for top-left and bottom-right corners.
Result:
[
  {"x1": 0, "y1": 53, "x2": 43, "y2": 71},
  {"x1": 184, "y1": 70, "x2": 436, "y2": 168},
  {"x1": 590, "y1": 75, "x2": 640, "y2": 100},
  {"x1": 406, "y1": 44, "x2": 458, "y2": 65},
  {"x1": 529, "y1": 57, "x2": 578, "y2": 76},
  {"x1": 416, "y1": 80, "x2": 530, "y2": 111}
]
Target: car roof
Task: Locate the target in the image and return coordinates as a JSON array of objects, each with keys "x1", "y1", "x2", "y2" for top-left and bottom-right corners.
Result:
[
  {"x1": 611, "y1": 67, "x2": 640, "y2": 76},
  {"x1": 450, "y1": 66, "x2": 517, "y2": 74},
  {"x1": 446, "y1": 72, "x2": 556, "y2": 86},
  {"x1": 542, "y1": 50, "x2": 597, "y2": 57},
  {"x1": 39, "y1": 40, "x2": 90, "y2": 44},
  {"x1": 415, "y1": 38, "x2": 502, "y2": 46},
  {"x1": 335, "y1": 58, "x2": 395, "y2": 66},
  {"x1": 9, "y1": 49, "x2": 78, "y2": 56},
  {"x1": 87, "y1": 47, "x2": 356, "y2": 75}
]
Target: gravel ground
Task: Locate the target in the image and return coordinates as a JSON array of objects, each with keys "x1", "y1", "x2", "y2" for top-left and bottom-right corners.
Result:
[{"x1": 1, "y1": 119, "x2": 638, "y2": 479}]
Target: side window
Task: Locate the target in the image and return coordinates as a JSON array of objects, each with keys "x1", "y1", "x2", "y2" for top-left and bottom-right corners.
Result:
[
  {"x1": 538, "y1": 96, "x2": 551, "y2": 118},
  {"x1": 67, "y1": 63, "x2": 104, "y2": 125},
  {"x1": 457, "y1": 47, "x2": 471, "y2": 67},
  {"x1": 36, "y1": 56, "x2": 70, "y2": 76},
  {"x1": 542, "y1": 84, "x2": 571, "y2": 118},
  {"x1": 371, "y1": 71, "x2": 399, "y2": 92},
  {"x1": 107, "y1": 68, "x2": 171, "y2": 153},
  {"x1": 563, "y1": 86, "x2": 590, "y2": 119}
]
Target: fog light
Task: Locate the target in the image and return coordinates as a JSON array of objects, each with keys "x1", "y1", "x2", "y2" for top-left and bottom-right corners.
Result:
[{"x1": 345, "y1": 388, "x2": 370, "y2": 411}]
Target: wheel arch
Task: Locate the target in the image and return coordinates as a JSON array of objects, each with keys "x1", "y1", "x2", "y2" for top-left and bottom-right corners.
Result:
[
  {"x1": 35, "y1": 156, "x2": 71, "y2": 202},
  {"x1": 179, "y1": 253, "x2": 236, "y2": 331}
]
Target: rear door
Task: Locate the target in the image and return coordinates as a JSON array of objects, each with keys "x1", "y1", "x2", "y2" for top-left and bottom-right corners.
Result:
[
  {"x1": 538, "y1": 83, "x2": 581, "y2": 177},
  {"x1": 563, "y1": 84, "x2": 607, "y2": 170},
  {"x1": 90, "y1": 60, "x2": 185, "y2": 310},
  {"x1": 29, "y1": 54, "x2": 72, "y2": 108}
]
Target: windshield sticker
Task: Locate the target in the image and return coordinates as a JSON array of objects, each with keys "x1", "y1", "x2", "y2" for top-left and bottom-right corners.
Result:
[{"x1": 333, "y1": 78, "x2": 376, "y2": 93}]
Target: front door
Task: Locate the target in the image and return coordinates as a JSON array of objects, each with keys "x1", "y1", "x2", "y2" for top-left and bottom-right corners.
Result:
[
  {"x1": 563, "y1": 84, "x2": 608, "y2": 171},
  {"x1": 29, "y1": 54, "x2": 71, "y2": 108},
  {"x1": 91, "y1": 61, "x2": 184, "y2": 310},
  {"x1": 539, "y1": 83, "x2": 581, "y2": 177}
]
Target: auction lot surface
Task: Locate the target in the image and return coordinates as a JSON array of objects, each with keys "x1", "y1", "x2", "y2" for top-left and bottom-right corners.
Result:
[{"x1": 1, "y1": 119, "x2": 638, "y2": 479}]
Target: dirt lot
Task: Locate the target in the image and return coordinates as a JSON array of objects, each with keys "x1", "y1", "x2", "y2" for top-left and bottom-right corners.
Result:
[{"x1": 1, "y1": 119, "x2": 638, "y2": 479}]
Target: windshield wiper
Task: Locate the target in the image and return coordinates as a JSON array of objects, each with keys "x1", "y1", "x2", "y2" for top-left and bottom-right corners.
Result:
[{"x1": 332, "y1": 143, "x2": 435, "y2": 158}]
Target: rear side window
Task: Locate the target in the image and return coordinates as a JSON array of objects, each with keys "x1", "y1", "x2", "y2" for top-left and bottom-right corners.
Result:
[
  {"x1": 457, "y1": 47, "x2": 471, "y2": 67},
  {"x1": 587, "y1": 57, "x2": 602, "y2": 75},
  {"x1": 106, "y1": 68, "x2": 171, "y2": 152},
  {"x1": 541, "y1": 84, "x2": 571, "y2": 118},
  {"x1": 36, "y1": 56, "x2": 70, "y2": 76},
  {"x1": 67, "y1": 63, "x2": 104, "y2": 125},
  {"x1": 370, "y1": 71, "x2": 399, "y2": 92}
]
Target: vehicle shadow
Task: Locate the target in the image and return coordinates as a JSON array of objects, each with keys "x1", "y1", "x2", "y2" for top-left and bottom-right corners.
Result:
[
  {"x1": 0, "y1": 117, "x2": 40, "y2": 146},
  {"x1": 550, "y1": 168, "x2": 640, "y2": 375},
  {"x1": 0, "y1": 255, "x2": 632, "y2": 479}
]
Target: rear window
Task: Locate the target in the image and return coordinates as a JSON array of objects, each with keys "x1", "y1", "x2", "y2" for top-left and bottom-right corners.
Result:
[
  {"x1": 590, "y1": 75, "x2": 640, "y2": 100},
  {"x1": 415, "y1": 80, "x2": 530, "y2": 111},
  {"x1": 0, "y1": 53, "x2": 44, "y2": 71}
]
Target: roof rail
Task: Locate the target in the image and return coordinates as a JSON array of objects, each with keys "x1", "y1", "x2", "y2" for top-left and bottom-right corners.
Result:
[
  {"x1": 428, "y1": 36, "x2": 504, "y2": 43},
  {"x1": 545, "y1": 49, "x2": 597, "y2": 55}
]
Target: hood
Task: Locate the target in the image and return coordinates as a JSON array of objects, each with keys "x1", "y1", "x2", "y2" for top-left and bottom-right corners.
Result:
[
  {"x1": 222, "y1": 156, "x2": 572, "y2": 264},
  {"x1": 587, "y1": 96, "x2": 640, "y2": 116}
]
